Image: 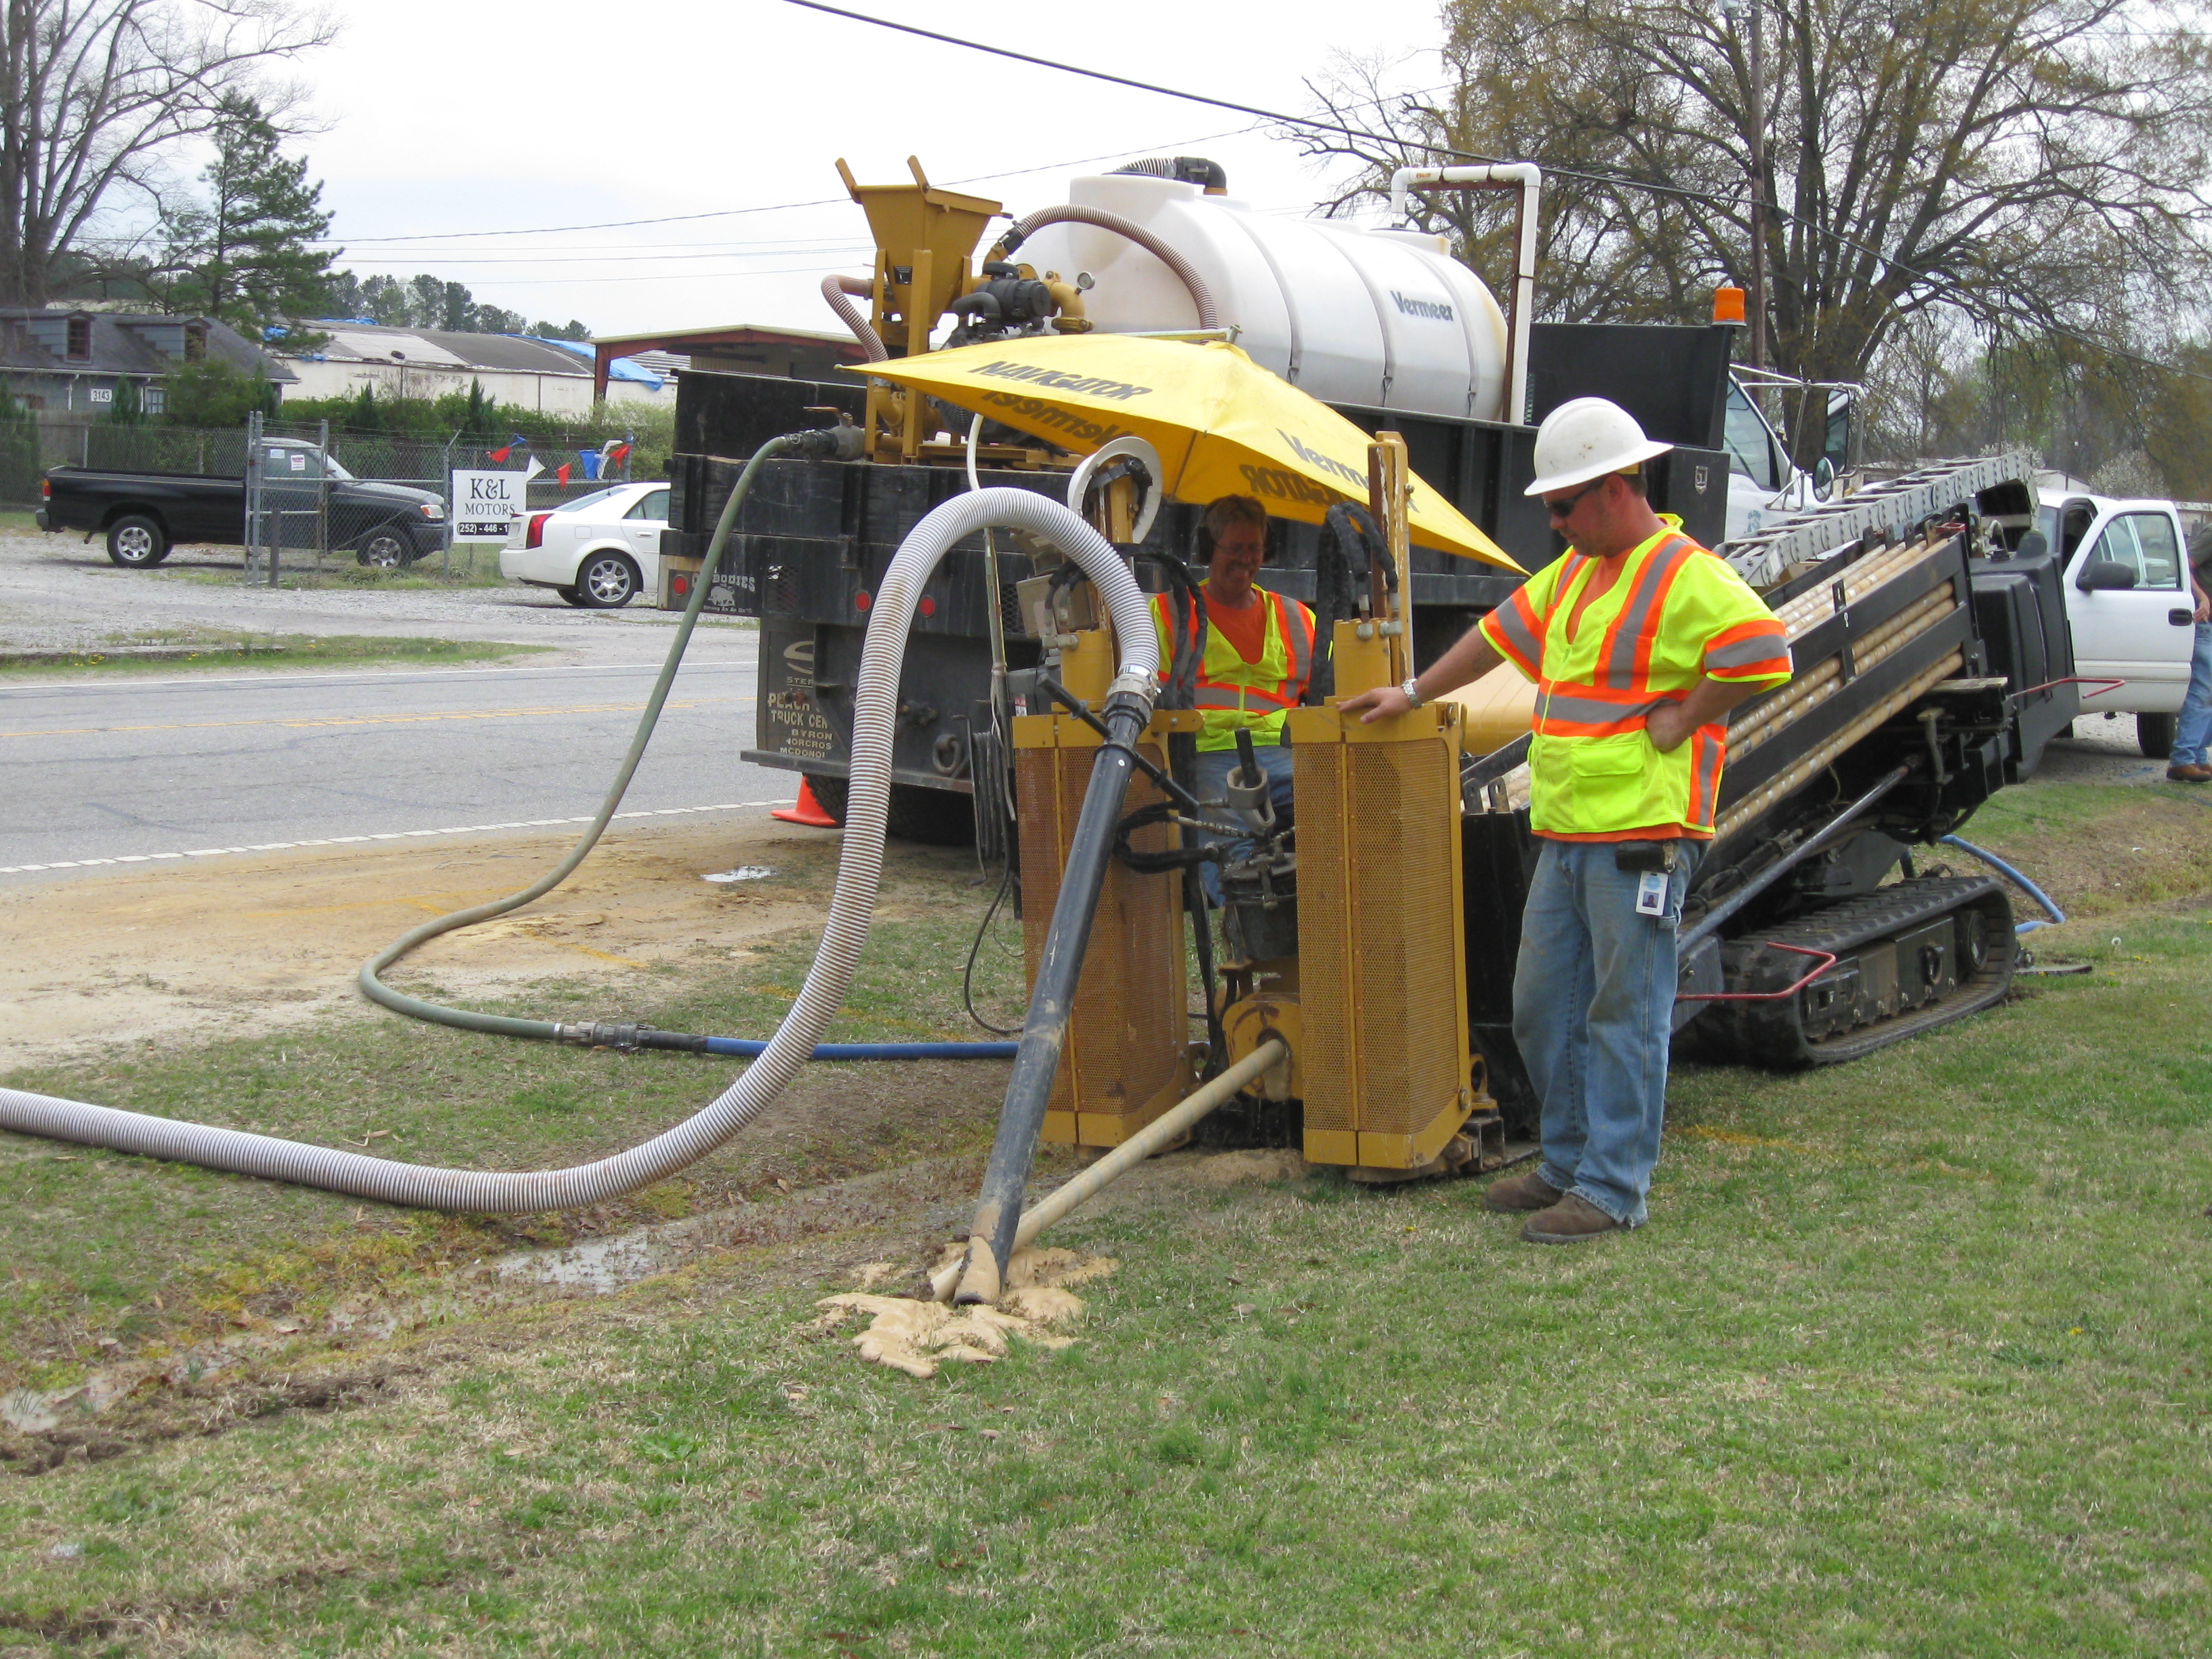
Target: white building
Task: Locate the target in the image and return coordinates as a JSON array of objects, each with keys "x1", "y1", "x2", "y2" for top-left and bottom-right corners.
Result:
[{"x1": 272, "y1": 322, "x2": 670, "y2": 412}]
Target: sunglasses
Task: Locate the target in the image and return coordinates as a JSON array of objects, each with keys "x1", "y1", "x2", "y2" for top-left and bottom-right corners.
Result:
[{"x1": 1544, "y1": 476, "x2": 1610, "y2": 521}]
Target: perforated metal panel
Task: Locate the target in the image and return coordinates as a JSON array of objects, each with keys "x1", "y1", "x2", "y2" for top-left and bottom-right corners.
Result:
[
  {"x1": 1293, "y1": 712, "x2": 1472, "y2": 1166},
  {"x1": 1015, "y1": 729, "x2": 1186, "y2": 1138}
]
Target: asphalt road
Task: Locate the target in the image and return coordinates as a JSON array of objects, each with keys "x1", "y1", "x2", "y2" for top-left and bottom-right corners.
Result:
[{"x1": 0, "y1": 655, "x2": 798, "y2": 881}]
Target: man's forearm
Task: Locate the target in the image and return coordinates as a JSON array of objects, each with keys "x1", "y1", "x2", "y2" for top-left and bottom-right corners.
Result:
[{"x1": 1414, "y1": 625, "x2": 1503, "y2": 701}]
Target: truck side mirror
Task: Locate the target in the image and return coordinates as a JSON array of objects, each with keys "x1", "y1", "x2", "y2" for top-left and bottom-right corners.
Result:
[
  {"x1": 1813, "y1": 457, "x2": 1835, "y2": 502},
  {"x1": 2013, "y1": 530, "x2": 2048, "y2": 560},
  {"x1": 2077, "y1": 558, "x2": 2137, "y2": 592}
]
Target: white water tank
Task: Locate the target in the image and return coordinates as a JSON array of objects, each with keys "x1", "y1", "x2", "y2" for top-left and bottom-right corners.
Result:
[{"x1": 1012, "y1": 171, "x2": 1511, "y2": 423}]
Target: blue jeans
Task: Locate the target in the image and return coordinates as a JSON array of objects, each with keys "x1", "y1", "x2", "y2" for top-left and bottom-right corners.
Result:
[
  {"x1": 1511, "y1": 836, "x2": 1702, "y2": 1227},
  {"x1": 1190, "y1": 742, "x2": 1296, "y2": 906},
  {"x1": 2172, "y1": 621, "x2": 2212, "y2": 766}
]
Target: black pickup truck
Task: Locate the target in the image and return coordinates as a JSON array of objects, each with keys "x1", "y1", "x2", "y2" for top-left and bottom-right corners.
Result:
[{"x1": 37, "y1": 438, "x2": 447, "y2": 569}]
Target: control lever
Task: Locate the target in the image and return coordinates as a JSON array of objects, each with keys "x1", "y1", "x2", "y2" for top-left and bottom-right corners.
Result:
[{"x1": 1225, "y1": 726, "x2": 1277, "y2": 837}]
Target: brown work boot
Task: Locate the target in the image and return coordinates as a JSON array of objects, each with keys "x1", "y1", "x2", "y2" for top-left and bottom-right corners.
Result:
[
  {"x1": 2167, "y1": 763, "x2": 2212, "y2": 783},
  {"x1": 1521, "y1": 1193, "x2": 1625, "y2": 1244},
  {"x1": 1481, "y1": 1170, "x2": 1565, "y2": 1212}
]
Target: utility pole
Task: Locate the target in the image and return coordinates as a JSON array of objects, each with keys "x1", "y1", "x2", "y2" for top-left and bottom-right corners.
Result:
[{"x1": 1725, "y1": 0, "x2": 1767, "y2": 373}]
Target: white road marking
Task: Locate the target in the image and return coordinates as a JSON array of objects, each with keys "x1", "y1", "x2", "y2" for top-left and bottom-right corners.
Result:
[{"x1": 0, "y1": 798, "x2": 804, "y2": 875}]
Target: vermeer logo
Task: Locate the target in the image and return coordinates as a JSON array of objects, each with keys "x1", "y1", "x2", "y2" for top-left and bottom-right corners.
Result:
[
  {"x1": 1275, "y1": 430, "x2": 1368, "y2": 491},
  {"x1": 969, "y1": 361, "x2": 1153, "y2": 401},
  {"x1": 981, "y1": 391, "x2": 1127, "y2": 447},
  {"x1": 1391, "y1": 290, "x2": 1455, "y2": 322}
]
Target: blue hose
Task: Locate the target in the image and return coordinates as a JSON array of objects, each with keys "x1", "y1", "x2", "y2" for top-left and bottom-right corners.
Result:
[
  {"x1": 1938, "y1": 835, "x2": 2066, "y2": 934},
  {"x1": 699, "y1": 1036, "x2": 1017, "y2": 1060}
]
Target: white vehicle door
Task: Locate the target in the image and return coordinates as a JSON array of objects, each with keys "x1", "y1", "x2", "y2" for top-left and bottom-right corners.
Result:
[
  {"x1": 623, "y1": 487, "x2": 669, "y2": 570},
  {"x1": 2064, "y1": 506, "x2": 2194, "y2": 711}
]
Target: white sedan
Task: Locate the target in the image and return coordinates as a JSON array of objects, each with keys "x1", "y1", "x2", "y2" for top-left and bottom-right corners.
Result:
[{"x1": 499, "y1": 482, "x2": 668, "y2": 608}]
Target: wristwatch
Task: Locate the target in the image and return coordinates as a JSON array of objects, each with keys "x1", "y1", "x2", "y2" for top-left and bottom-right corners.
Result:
[{"x1": 1400, "y1": 676, "x2": 1425, "y2": 710}]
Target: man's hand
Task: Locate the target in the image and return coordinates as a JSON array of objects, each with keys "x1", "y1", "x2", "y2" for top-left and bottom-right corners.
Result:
[
  {"x1": 1338, "y1": 685, "x2": 1411, "y2": 724},
  {"x1": 1643, "y1": 700, "x2": 1696, "y2": 753},
  {"x1": 2193, "y1": 579, "x2": 2209, "y2": 623}
]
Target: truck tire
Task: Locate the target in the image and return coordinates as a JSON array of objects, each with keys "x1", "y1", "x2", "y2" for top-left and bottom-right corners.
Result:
[
  {"x1": 354, "y1": 527, "x2": 414, "y2": 568},
  {"x1": 573, "y1": 550, "x2": 640, "y2": 609},
  {"x1": 105, "y1": 514, "x2": 169, "y2": 569},
  {"x1": 2137, "y1": 712, "x2": 2177, "y2": 759},
  {"x1": 799, "y1": 777, "x2": 975, "y2": 846}
]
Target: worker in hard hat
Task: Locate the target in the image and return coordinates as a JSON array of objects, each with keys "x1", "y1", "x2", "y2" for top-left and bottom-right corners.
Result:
[
  {"x1": 1339, "y1": 398, "x2": 1790, "y2": 1243},
  {"x1": 1155, "y1": 495, "x2": 1317, "y2": 899}
]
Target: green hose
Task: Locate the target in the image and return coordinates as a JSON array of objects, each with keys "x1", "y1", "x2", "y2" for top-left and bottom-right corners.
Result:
[{"x1": 358, "y1": 432, "x2": 806, "y2": 1038}]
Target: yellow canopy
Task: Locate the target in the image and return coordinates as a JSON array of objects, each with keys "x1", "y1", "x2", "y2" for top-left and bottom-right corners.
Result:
[{"x1": 850, "y1": 335, "x2": 1521, "y2": 572}]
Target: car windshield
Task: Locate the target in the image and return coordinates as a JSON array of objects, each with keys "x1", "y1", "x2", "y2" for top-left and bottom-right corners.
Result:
[{"x1": 552, "y1": 487, "x2": 627, "y2": 515}]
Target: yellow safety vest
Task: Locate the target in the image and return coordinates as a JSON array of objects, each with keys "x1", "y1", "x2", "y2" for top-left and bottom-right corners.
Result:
[
  {"x1": 1151, "y1": 587, "x2": 1317, "y2": 751},
  {"x1": 1477, "y1": 523, "x2": 1792, "y2": 837}
]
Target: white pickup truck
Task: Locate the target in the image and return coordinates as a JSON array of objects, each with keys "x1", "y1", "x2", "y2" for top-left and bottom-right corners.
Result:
[{"x1": 2038, "y1": 489, "x2": 2199, "y2": 758}]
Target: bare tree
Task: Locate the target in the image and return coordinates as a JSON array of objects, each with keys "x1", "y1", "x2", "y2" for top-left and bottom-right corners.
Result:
[
  {"x1": 0, "y1": 0, "x2": 335, "y2": 306},
  {"x1": 1303, "y1": 1, "x2": 2212, "y2": 467}
]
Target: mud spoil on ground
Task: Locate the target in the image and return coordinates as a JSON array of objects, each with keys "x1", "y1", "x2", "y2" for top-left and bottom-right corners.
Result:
[{"x1": 0, "y1": 813, "x2": 958, "y2": 1071}]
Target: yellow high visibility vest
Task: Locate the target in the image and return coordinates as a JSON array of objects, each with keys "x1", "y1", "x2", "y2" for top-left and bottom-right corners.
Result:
[
  {"x1": 1477, "y1": 523, "x2": 1791, "y2": 836},
  {"x1": 1151, "y1": 587, "x2": 1317, "y2": 750}
]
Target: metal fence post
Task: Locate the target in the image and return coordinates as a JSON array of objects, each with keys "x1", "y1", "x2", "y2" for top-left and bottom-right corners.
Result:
[
  {"x1": 316, "y1": 417, "x2": 331, "y2": 579},
  {"x1": 243, "y1": 410, "x2": 264, "y2": 586}
]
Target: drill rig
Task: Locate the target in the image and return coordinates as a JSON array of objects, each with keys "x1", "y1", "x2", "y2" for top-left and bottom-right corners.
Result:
[{"x1": 666, "y1": 156, "x2": 2080, "y2": 1193}]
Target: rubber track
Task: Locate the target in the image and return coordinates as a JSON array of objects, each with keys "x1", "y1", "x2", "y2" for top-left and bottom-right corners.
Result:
[{"x1": 1706, "y1": 874, "x2": 2018, "y2": 1067}]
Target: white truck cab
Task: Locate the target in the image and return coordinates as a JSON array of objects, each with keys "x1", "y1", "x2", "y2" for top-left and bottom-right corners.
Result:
[
  {"x1": 1721, "y1": 375, "x2": 1847, "y2": 542},
  {"x1": 2036, "y1": 489, "x2": 2198, "y2": 754}
]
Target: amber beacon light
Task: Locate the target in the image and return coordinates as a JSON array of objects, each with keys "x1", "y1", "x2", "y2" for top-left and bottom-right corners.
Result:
[{"x1": 1713, "y1": 285, "x2": 1748, "y2": 325}]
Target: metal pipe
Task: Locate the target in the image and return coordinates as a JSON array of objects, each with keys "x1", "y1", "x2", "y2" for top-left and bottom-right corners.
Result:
[
  {"x1": 932, "y1": 1040, "x2": 1285, "y2": 1301},
  {"x1": 1388, "y1": 163, "x2": 1542, "y2": 424},
  {"x1": 1681, "y1": 764, "x2": 1912, "y2": 953},
  {"x1": 955, "y1": 680, "x2": 1155, "y2": 1305}
]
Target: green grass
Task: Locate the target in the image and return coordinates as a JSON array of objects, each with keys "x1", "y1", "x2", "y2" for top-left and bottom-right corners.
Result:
[
  {"x1": 0, "y1": 838, "x2": 2207, "y2": 1652},
  {"x1": 0, "y1": 841, "x2": 1028, "y2": 1380},
  {"x1": 0, "y1": 630, "x2": 552, "y2": 678}
]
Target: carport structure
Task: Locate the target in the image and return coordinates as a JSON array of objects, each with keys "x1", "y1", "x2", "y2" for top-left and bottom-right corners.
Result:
[{"x1": 588, "y1": 323, "x2": 867, "y2": 402}]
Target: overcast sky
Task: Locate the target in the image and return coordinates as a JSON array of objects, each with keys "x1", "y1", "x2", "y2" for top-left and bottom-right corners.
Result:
[{"x1": 289, "y1": 0, "x2": 1452, "y2": 338}]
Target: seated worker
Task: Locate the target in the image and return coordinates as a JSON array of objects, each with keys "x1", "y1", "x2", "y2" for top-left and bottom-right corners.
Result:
[{"x1": 1152, "y1": 495, "x2": 1317, "y2": 898}]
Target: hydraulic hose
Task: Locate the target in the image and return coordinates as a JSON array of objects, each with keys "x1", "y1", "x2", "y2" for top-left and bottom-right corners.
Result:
[
  {"x1": 994, "y1": 205, "x2": 1220, "y2": 330},
  {"x1": 821, "y1": 274, "x2": 888, "y2": 362},
  {"x1": 1938, "y1": 835, "x2": 2067, "y2": 935},
  {"x1": 0, "y1": 489, "x2": 1152, "y2": 1212}
]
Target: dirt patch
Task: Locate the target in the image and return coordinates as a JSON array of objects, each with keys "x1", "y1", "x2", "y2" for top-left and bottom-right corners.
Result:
[{"x1": 0, "y1": 813, "x2": 867, "y2": 1071}]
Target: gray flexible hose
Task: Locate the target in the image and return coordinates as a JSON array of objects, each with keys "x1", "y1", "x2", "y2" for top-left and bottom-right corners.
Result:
[
  {"x1": 0, "y1": 490, "x2": 1158, "y2": 1212},
  {"x1": 358, "y1": 431, "x2": 794, "y2": 1044},
  {"x1": 821, "y1": 274, "x2": 888, "y2": 362},
  {"x1": 1000, "y1": 205, "x2": 1220, "y2": 329}
]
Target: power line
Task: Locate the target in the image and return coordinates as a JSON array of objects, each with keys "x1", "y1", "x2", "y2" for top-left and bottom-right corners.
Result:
[{"x1": 776, "y1": 0, "x2": 2212, "y2": 389}]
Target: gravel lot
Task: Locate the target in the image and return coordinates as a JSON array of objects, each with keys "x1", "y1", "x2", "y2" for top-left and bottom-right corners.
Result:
[{"x1": 0, "y1": 531, "x2": 752, "y2": 665}]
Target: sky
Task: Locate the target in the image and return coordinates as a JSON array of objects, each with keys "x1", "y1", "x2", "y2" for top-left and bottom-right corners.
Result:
[{"x1": 283, "y1": 0, "x2": 1454, "y2": 338}]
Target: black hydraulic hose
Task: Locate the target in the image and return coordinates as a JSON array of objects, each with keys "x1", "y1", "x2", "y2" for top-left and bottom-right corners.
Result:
[{"x1": 955, "y1": 687, "x2": 1152, "y2": 1305}]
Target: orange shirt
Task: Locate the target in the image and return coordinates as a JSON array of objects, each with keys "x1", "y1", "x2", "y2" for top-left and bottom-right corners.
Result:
[{"x1": 1208, "y1": 594, "x2": 1268, "y2": 663}]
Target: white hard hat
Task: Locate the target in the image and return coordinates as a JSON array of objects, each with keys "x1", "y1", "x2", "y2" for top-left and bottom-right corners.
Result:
[{"x1": 1524, "y1": 397, "x2": 1674, "y2": 496}]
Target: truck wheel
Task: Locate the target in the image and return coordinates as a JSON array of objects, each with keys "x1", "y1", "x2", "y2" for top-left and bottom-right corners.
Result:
[
  {"x1": 2137, "y1": 712, "x2": 2177, "y2": 759},
  {"x1": 803, "y1": 775, "x2": 850, "y2": 825},
  {"x1": 106, "y1": 514, "x2": 169, "y2": 568},
  {"x1": 354, "y1": 529, "x2": 413, "y2": 568},
  {"x1": 573, "y1": 551, "x2": 640, "y2": 609}
]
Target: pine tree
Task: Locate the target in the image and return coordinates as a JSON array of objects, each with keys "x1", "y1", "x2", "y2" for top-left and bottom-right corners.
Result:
[{"x1": 163, "y1": 95, "x2": 337, "y2": 335}]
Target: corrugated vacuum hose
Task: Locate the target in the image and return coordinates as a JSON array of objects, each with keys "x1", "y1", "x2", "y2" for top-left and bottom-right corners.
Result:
[{"x1": 0, "y1": 485, "x2": 1158, "y2": 1213}]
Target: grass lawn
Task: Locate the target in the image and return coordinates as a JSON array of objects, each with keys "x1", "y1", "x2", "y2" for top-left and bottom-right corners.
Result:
[
  {"x1": 0, "y1": 630, "x2": 552, "y2": 678},
  {"x1": 0, "y1": 796, "x2": 2205, "y2": 1654}
]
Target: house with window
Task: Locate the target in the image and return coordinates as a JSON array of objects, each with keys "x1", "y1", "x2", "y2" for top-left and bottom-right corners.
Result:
[
  {"x1": 0, "y1": 308, "x2": 293, "y2": 422},
  {"x1": 270, "y1": 322, "x2": 672, "y2": 413}
]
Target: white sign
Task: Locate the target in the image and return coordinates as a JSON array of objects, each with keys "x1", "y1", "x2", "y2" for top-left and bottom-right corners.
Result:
[{"x1": 451, "y1": 469, "x2": 525, "y2": 539}]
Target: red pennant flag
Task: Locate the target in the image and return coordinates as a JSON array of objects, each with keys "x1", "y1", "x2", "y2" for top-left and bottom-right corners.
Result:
[
  {"x1": 487, "y1": 444, "x2": 512, "y2": 463},
  {"x1": 556, "y1": 462, "x2": 572, "y2": 487},
  {"x1": 608, "y1": 443, "x2": 632, "y2": 466}
]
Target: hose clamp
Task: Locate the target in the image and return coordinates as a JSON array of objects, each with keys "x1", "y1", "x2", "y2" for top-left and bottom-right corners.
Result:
[{"x1": 1105, "y1": 670, "x2": 1159, "y2": 718}]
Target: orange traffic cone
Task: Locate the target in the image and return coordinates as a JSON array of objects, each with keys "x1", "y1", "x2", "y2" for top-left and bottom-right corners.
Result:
[{"x1": 773, "y1": 778, "x2": 841, "y2": 828}]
